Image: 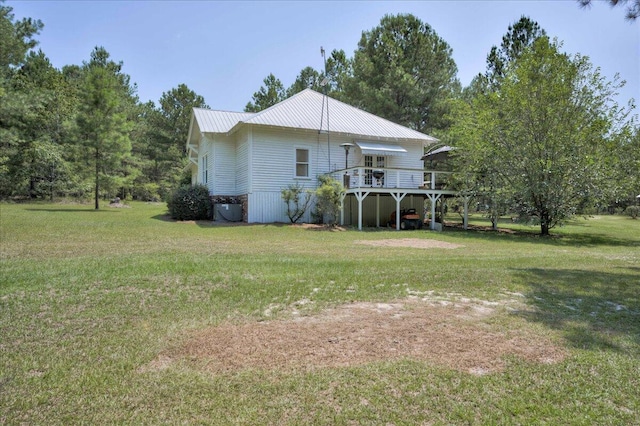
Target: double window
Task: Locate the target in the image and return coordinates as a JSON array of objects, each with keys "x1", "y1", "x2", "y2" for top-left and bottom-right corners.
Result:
[
  {"x1": 364, "y1": 155, "x2": 385, "y2": 186},
  {"x1": 295, "y1": 148, "x2": 309, "y2": 178}
]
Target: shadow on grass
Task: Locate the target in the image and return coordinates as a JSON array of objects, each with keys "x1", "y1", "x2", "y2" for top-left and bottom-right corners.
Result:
[
  {"x1": 25, "y1": 208, "x2": 119, "y2": 213},
  {"x1": 512, "y1": 267, "x2": 640, "y2": 354},
  {"x1": 151, "y1": 214, "x2": 174, "y2": 222},
  {"x1": 152, "y1": 214, "x2": 257, "y2": 228},
  {"x1": 442, "y1": 223, "x2": 639, "y2": 248},
  {"x1": 540, "y1": 231, "x2": 636, "y2": 248}
]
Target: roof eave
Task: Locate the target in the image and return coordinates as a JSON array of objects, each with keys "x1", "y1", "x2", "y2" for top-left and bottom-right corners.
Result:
[
  {"x1": 225, "y1": 122, "x2": 438, "y2": 144},
  {"x1": 186, "y1": 113, "x2": 197, "y2": 149}
]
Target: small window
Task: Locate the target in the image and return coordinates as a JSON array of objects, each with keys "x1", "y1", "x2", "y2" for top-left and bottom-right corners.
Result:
[
  {"x1": 201, "y1": 154, "x2": 208, "y2": 184},
  {"x1": 295, "y1": 148, "x2": 309, "y2": 178}
]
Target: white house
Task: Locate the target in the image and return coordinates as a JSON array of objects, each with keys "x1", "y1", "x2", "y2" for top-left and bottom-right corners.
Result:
[{"x1": 186, "y1": 88, "x2": 457, "y2": 230}]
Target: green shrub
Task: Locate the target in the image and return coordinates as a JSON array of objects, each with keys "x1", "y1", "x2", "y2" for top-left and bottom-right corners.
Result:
[
  {"x1": 313, "y1": 175, "x2": 344, "y2": 225},
  {"x1": 167, "y1": 184, "x2": 212, "y2": 220},
  {"x1": 625, "y1": 205, "x2": 639, "y2": 219},
  {"x1": 281, "y1": 182, "x2": 312, "y2": 223},
  {"x1": 133, "y1": 183, "x2": 161, "y2": 202}
]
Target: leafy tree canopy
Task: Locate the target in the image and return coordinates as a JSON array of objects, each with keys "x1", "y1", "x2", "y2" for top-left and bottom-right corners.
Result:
[
  {"x1": 346, "y1": 13, "x2": 460, "y2": 134},
  {"x1": 286, "y1": 66, "x2": 322, "y2": 97},
  {"x1": 465, "y1": 16, "x2": 546, "y2": 99},
  {"x1": 158, "y1": 83, "x2": 208, "y2": 153},
  {"x1": 245, "y1": 73, "x2": 286, "y2": 112},
  {"x1": 0, "y1": 3, "x2": 43, "y2": 73},
  {"x1": 453, "y1": 37, "x2": 635, "y2": 235}
]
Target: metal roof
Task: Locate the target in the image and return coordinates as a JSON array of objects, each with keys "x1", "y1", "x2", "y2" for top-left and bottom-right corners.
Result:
[
  {"x1": 355, "y1": 141, "x2": 408, "y2": 156},
  {"x1": 192, "y1": 108, "x2": 254, "y2": 134},
  {"x1": 421, "y1": 145, "x2": 454, "y2": 161},
  {"x1": 191, "y1": 89, "x2": 438, "y2": 143}
]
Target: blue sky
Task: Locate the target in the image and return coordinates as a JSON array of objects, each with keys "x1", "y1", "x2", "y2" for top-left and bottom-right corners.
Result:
[{"x1": 9, "y1": 1, "x2": 640, "y2": 113}]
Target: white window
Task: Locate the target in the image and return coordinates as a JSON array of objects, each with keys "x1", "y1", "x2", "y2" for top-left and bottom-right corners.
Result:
[
  {"x1": 295, "y1": 148, "x2": 309, "y2": 178},
  {"x1": 201, "y1": 154, "x2": 208, "y2": 184}
]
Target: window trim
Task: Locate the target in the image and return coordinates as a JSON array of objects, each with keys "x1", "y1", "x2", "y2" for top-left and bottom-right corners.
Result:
[{"x1": 294, "y1": 147, "x2": 311, "y2": 179}]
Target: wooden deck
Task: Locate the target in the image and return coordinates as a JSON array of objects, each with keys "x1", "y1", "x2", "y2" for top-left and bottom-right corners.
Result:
[{"x1": 333, "y1": 168, "x2": 462, "y2": 231}]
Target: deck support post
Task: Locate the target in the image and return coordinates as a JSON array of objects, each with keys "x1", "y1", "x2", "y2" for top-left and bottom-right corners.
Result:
[
  {"x1": 426, "y1": 193, "x2": 442, "y2": 231},
  {"x1": 355, "y1": 190, "x2": 370, "y2": 231},
  {"x1": 390, "y1": 191, "x2": 407, "y2": 230}
]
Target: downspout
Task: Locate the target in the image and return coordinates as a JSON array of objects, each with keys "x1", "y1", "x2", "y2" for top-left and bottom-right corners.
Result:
[{"x1": 247, "y1": 125, "x2": 253, "y2": 223}]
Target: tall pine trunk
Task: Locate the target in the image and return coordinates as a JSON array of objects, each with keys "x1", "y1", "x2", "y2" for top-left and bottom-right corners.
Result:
[{"x1": 94, "y1": 147, "x2": 100, "y2": 210}]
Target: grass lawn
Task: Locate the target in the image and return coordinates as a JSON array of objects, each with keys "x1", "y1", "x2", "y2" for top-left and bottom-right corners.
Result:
[{"x1": 1, "y1": 201, "x2": 639, "y2": 424}]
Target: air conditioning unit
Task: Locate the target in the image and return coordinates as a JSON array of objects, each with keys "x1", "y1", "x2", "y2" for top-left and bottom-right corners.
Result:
[{"x1": 214, "y1": 203, "x2": 242, "y2": 222}]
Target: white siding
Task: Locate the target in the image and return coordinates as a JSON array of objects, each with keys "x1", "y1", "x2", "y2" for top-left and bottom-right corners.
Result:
[
  {"x1": 248, "y1": 128, "x2": 325, "y2": 223},
  {"x1": 197, "y1": 136, "x2": 213, "y2": 192},
  {"x1": 236, "y1": 128, "x2": 250, "y2": 195},
  {"x1": 329, "y1": 135, "x2": 423, "y2": 175},
  {"x1": 199, "y1": 131, "x2": 251, "y2": 196},
  {"x1": 248, "y1": 192, "x2": 282, "y2": 223},
  {"x1": 251, "y1": 128, "x2": 320, "y2": 193},
  {"x1": 392, "y1": 143, "x2": 424, "y2": 188},
  {"x1": 212, "y1": 134, "x2": 236, "y2": 195},
  {"x1": 197, "y1": 124, "x2": 425, "y2": 223},
  {"x1": 244, "y1": 127, "x2": 426, "y2": 223},
  {"x1": 248, "y1": 127, "x2": 408, "y2": 192},
  {"x1": 248, "y1": 192, "x2": 314, "y2": 223}
]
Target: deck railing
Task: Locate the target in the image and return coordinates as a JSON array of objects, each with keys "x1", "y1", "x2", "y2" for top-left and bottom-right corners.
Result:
[{"x1": 332, "y1": 167, "x2": 452, "y2": 191}]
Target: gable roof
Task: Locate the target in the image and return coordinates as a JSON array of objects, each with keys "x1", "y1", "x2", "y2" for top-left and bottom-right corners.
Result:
[
  {"x1": 192, "y1": 89, "x2": 438, "y2": 143},
  {"x1": 192, "y1": 108, "x2": 254, "y2": 134}
]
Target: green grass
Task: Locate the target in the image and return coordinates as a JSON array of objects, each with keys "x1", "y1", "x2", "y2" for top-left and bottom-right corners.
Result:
[{"x1": 1, "y1": 202, "x2": 639, "y2": 424}]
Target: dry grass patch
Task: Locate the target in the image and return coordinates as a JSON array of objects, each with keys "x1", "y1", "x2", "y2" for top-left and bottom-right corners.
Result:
[{"x1": 144, "y1": 298, "x2": 565, "y2": 376}]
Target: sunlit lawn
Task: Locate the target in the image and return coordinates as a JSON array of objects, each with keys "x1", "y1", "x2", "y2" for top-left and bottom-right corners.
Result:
[{"x1": 1, "y1": 202, "x2": 638, "y2": 424}]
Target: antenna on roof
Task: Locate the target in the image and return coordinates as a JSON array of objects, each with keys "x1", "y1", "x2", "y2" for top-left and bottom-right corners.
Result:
[{"x1": 320, "y1": 46, "x2": 330, "y2": 171}]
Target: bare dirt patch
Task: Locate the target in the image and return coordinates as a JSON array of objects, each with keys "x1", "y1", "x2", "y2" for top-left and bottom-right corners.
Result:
[
  {"x1": 143, "y1": 299, "x2": 565, "y2": 375},
  {"x1": 355, "y1": 238, "x2": 463, "y2": 249},
  {"x1": 293, "y1": 223, "x2": 347, "y2": 231}
]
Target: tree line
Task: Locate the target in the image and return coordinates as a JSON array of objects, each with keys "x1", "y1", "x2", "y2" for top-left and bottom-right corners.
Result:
[
  {"x1": 1, "y1": 4, "x2": 207, "y2": 208},
  {"x1": 1, "y1": 4, "x2": 638, "y2": 235}
]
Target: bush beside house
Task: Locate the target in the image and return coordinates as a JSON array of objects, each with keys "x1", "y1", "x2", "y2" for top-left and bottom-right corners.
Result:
[{"x1": 167, "y1": 185, "x2": 212, "y2": 220}]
